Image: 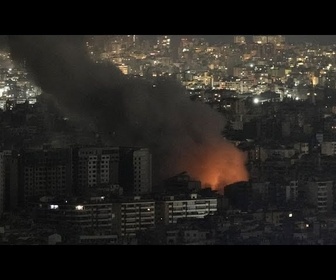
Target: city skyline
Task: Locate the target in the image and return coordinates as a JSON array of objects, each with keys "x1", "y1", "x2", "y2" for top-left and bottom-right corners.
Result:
[
  {"x1": 140, "y1": 35, "x2": 336, "y2": 44},
  {"x1": 1, "y1": 35, "x2": 336, "y2": 244}
]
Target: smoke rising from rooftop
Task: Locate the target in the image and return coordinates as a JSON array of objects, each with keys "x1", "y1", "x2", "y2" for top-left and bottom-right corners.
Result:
[{"x1": 8, "y1": 35, "x2": 248, "y2": 189}]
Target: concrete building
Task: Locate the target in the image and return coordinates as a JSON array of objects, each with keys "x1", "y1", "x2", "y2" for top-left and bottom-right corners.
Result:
[
  {"x1": 321, "y1": 142, "x2": 336, "y2": 156},
  {"x1": 19, "y1": 148, "x2": 72, "y2": 205},
  {"x1": 294, "y1": 142, "x2": 309, "y2": 154},
  {"x1": 286, "y1": 180, "x2": 299, "y2": 202},
  {"x1": 252, "y1": 36, "x2": 268, "y2": 44},
  {"x1": 234, "y1": 36, "x2": 246, "y2": 45},
  {"x1": 133, "y1": 148, "x2": 152, "y2": 195},
  {"x1": 0, "y1": 150, "x2": 19, "y2": 213},
  {"x1": 78, "y1": 234, "x2": 118, "y2": 245},
  {"x1": 306, "y1": 179, "x2": 333, "y2": 214},
  {"x1": 32, "y1": 195, "x2": 155, "y2": 238},
  {"x1": 72, "y1": 146, "x2": 152, "y2": 196},
  {"x1": 33, "y1": 196, "x2": 118, "y2": 234},
  {"x1": 114, "y1": 196, "x2": 155, "y2": 237},
  {"x1": 72, "y1": 147, "x2": 120, "y2": 195},
  {"x1": 156, "y1": 194, "x2": 217, "y2": 225}
]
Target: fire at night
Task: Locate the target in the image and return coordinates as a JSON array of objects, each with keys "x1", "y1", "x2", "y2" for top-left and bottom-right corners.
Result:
[{"x1": 0, "y1": 34, "x2": 333, "y2": 245}]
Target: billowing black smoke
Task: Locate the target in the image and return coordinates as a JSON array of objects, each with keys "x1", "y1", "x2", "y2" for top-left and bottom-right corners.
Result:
[{"x1": 8, "y1": 35, "x2": 248, "y2": 188}]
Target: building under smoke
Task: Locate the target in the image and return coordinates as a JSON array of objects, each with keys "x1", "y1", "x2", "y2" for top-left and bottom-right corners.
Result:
[
  {"x1": 72, "y1": 146, "x2": 152, "y2": 196},
  {"x1": 8, "y1": 35, "x2": 249, "y2": 191}
]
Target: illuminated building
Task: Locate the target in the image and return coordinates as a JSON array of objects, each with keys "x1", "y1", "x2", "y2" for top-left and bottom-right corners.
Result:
[
  {"x1": 156, "y1": 35, "x2": 171, "y2": 54},
  {"x1": 156, "y1": 194, "x2": 217, "y2": 225},
  {"x1": 32, "y1": 195, "x2": 155, "y2": 238},
  {"x1": 253, "y1": 35, "x2": 268, "y2": 44},
  {"x1": 267, "y1": 35, "x2": 285, "y2": 45},
  {"x1": 234, "y1": 36, "x2": 246, "y2": 44},
  {"x1": 252, "y1": 35, "x2": 285, "y2": 45},
  {"x1": 114, "y1": 196, "x2": 155, "y2": 237},
  {"x1": 180, "y1": 38, "x2": 192, "y2": 49},
  {"x1": 117, "y1": 64, "x2": 129, "y2": 75},
  {"x1": 132, "y1": 35, "x2": 140, "y2": 47},
  {"x1": 221, "y1": 78, "x2": 242, "y2": 92},
  {"x1": 221, "y1": 97, "x2": 246, "y2": 115},
  {"x1": 32, "y1": 196, "x2": 119, "y2": 234}
]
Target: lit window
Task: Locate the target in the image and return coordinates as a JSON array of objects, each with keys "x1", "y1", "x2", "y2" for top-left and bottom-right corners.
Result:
[{"x1": 76, "y1": 205, "x2": 84, "y2": 210}]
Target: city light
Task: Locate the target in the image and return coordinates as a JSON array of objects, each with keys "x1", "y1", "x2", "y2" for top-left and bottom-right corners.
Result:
[{"x1": 5, "y1": 35, "x2": 336, "y2": 245}]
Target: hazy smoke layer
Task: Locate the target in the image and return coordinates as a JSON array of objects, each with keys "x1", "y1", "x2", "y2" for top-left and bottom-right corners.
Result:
[{"x1": 8, "y1": 35, "x2": 248, "y2": 190}]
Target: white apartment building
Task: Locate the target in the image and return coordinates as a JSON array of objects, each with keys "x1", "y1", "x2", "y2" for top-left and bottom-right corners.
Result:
[{"x1": 156, "y1": 194, "x2": 217, "y2": 225}]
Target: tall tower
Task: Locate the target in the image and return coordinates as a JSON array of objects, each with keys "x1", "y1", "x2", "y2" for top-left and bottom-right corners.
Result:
[
  {"x1": 133, "y1": 148, "x2": 152, "y2": 195},
  {"x1": 309, "y1": 79, "x2": 316, "y2": 105}
]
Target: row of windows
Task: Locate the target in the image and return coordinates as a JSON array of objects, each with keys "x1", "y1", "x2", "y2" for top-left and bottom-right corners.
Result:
[
  {"x1": 25, "y1": 181, "x2": 66, "y2": 185},
  {"x1": 24, "y1": 166, "x2": 66, "y2": 170}
]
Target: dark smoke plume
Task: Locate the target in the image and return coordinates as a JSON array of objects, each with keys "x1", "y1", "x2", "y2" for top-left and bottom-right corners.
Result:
[{"x1": 8, "y1": 35, "x2": 249, "y2": 190}]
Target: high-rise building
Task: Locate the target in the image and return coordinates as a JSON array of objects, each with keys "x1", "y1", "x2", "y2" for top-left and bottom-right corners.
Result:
[
  {"x1": 18, "y1": 147, "x2": 73, "y2": 205},
  {"x1": 72, "y1": 146, "x2": 152, "y2": 196},
  {"x1": 285, "y1": 180, "x2": 299, "y2": 202},
  {"x1": 226, "y1": 54, "x2": 242, "y2": 76},
  {"x1": 253, "y1": 35, "x2": 268, "y2": 44},
  {"x1": 267, "y1": 35, "x2": 285, "y2": 45},
  {"x1": 133, "y1": 148, "x2": 152, "y2": 195},
  {"x1": 156, "y1": 35, "x2": 171, "y2": 54},
  {"x1": 132, "y1": 35, "x2": 140, "y2": 47},
  {"x1": 72, "y1": 147, "x2": 120, "y2": 195},
  {"x1": 234, "y1": 36, "x2": 246, "y2": 44},
  {"x1": 306, "y1": 179, "x2": 333, "y2": 214},
  {"x1": 253, "y1": 35, "x2": 285, "y2": 45}
]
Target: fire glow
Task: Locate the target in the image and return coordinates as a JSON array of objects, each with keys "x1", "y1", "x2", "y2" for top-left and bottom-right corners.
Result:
[
  {"x1": 175, "y1": 139, "x2": 249, "y2": 191},
  {"x1": 8, "y1": 35, "x2": 250, "y2": 190}
]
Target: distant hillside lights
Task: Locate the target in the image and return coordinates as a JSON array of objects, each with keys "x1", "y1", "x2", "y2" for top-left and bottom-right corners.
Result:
[{"x1": 117, "y1": 64, "x2": 129, "y2": 75}]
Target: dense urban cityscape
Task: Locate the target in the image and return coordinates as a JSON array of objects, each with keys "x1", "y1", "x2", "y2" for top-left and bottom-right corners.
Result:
[{"x1": 0, "y1": 35, "x2": 336, "y2": 245}]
